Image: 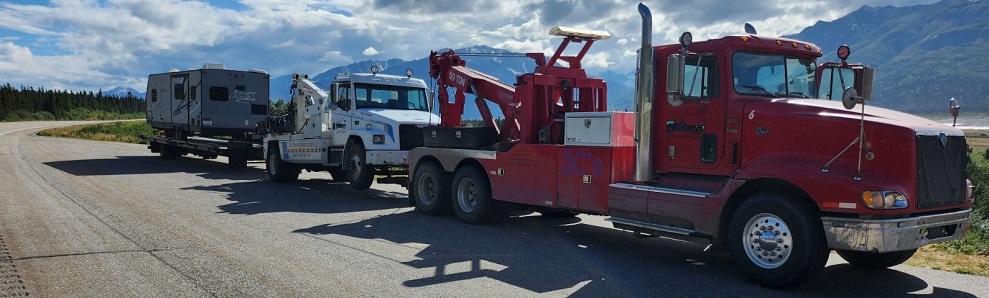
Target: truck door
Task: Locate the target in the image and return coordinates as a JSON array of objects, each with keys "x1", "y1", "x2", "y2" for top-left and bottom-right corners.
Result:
[
  {"x1": 658, "y1": 52, "x2": 726, "y2": 172},
  {"x1": 331, "y1": 82, "x2": 353, "y2": 147},
  {"x1": 170, "y1": 74, "x2": 190, "y2": 131}
]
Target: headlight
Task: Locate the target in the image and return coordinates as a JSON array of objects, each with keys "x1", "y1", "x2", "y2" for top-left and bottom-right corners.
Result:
[
  {"x1": 967, "y1": 179, "x2": 975, "y2": 202},
  {"x1": 861, "y1": 191, "x2": 908, "y2": 209},
  {"x1": 372, "y1": 134, "x2": 385, "y2": 144}
]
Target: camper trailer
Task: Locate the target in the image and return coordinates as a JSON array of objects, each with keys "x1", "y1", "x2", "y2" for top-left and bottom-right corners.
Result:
[{"x1": 146, "y1": 64, "x2": 270, "y2": 138}]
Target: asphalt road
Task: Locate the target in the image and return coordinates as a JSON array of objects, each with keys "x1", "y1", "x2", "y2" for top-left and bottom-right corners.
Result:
[{"x1": 1, "y1": 120, "x2": 987, "y2": 297}]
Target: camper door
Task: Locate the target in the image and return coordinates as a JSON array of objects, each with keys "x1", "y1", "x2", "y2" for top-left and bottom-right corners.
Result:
[{"x1": 170, "y1": 74, "x2": 191, "y2": 131}]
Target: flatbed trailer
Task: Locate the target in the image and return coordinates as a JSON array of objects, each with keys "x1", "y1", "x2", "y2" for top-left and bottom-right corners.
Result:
[{"x1": 142, "y1": 135, "x2": 263, "y2": 169}]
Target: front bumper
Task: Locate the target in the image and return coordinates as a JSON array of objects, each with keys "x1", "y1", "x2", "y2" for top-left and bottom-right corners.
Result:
[
  {"x1": 822, "y1": 209, "x2": 971, "y2": 252},
  {"x1": 366, "y1": 150, "x2": 409, "y2": 166}
]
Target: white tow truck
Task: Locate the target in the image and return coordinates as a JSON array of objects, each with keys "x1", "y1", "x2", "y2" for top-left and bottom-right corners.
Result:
[{"x1": 263, "y1": 68, "x2": 438, "y2": 190}]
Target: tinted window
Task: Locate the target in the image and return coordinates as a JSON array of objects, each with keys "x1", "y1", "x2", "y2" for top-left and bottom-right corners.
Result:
[
  {"x1": 683, "y1": 54, "x2": 720, "y2": 98},
  {"x1": 209, "y1": 87, "x2": 229, "y2": 101},
  {"x1": 173, "y1": 83, "x2": 185, "y2": 100}
]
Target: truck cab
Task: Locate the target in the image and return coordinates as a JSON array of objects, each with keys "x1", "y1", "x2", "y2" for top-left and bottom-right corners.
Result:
[{"x1": 264, "y1": 69, "x2": 438, "y2": 190}]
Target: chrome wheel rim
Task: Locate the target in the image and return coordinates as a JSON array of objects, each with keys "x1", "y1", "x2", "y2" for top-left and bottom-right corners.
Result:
[
  {"x1": 456, "y1": 178, "x2": 478, "y2": 213},
  {"x1": 416, "y1": 172, "x2": 436, "y2": 206},
  {"x1": 743, "y1": 213, "x2": 793, "y2": 269}
]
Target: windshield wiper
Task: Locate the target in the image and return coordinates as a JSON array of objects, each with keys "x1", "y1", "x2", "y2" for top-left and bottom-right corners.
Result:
[
  {"x1": 739, "y1": 85, "x2": 776, "y2": 97},
  {"x1": 782, "y1": 91, "x2": 809, "y2": 98}
]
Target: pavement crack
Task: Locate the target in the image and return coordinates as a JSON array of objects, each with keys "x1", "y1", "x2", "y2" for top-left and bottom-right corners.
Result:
[{"x1": 12, "y1": 248, "x2": 178, "y2": 261}]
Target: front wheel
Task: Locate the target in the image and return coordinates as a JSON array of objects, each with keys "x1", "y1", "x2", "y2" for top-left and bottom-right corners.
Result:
[
  {"x1": 345, "y1": 141, "x2": 373, "y2": 190},
  {"x1": 836, "y1": 249, "x2": 917, "y2": 269},
  {"x1": 411, "y1": 161, "x2": 451, "y2": 216},
  {"x1": 267, "y1": 149, "x2": 299, "y2": 183},
  {"x1": 451, "y1": 165, "x2": 503, "y2": 224},
  {"x1": 728, "y1": 193, "x2": 830, "y2": 289}
]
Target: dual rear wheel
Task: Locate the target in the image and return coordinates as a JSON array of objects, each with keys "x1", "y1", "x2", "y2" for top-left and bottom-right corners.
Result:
[{"x1": 411, "y1": 162, "x2": 503, "y2": 224}]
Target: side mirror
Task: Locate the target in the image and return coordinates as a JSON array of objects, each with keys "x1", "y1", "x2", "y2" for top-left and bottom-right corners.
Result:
[
  {"x1": 429, "y1": 89, "x2": 436, "y2": 112},
  {"x1": 666, "y1": 54, "x2": 686, "y2": 107},
  {"x1": 858, "y1": 67, "x2": 875, "y2": 101}
]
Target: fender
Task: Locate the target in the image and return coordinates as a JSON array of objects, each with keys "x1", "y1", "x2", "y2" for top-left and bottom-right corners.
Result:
[{"x1": 733, "y1": 153, "x2": 904, "y2": 214}]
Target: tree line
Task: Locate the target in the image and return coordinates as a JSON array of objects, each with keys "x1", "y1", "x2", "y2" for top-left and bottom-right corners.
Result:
[{"x1": 0, "y1": 83, "x2": 145, "y2": 121}]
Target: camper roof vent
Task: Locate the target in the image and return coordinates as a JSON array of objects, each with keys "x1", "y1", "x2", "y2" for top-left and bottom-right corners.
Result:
[
  {"x1": 249, "y1": 69, "x2": 267, "y2": 74},
  {"x1": 202, "y1": 63, "x2": 224, "y2": 70}
]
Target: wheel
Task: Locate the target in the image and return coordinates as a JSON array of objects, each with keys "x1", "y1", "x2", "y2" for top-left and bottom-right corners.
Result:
[
  {"x1": 728, "y1": 193, "x2": 829, "y2": 289},
  {"x1": 327, "y1": 166, "x2": 347, "y2": 181},
  {"x1": 451, "y1": 165, "x2": 503, "y2": 224},
  {"x1": 411, "y1": 161, "x2": 451, "y2": 216},
  {"x1": 266, "y1": 148, "x2": 299, "y2": 183},
  {"x1": 345, "y1": 140, "x2": 374, "y2": 190},
  {"x1": 836, "y1": 249, "x2": 917, "y2": 269}
]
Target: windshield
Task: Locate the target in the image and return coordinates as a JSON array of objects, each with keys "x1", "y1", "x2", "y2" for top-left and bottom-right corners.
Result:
[
  {"x1": 732, "y1": 52, "x2": 817, "y2": 98},
  {"x1": 354, "y1": 83, "x2": 429, "y2": 111}
]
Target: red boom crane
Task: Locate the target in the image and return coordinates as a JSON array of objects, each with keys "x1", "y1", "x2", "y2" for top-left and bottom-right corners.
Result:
[{"x1": 428, "y1": 26, "x2": 612, "y2": 144}]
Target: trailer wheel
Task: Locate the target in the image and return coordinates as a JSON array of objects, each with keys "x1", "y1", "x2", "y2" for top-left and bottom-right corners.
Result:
[
  {"x1": 836, "y1": 249, "x2": 917, "y2": 269},
  {"x1": 345, "y1": 141, "x2": 373, "y2": 190},
  {"x1": 267, "y1": 149, "x2": 299, "y2": 183},
  {"x1": 728, "y1": 192, "x2": 829, "y2": 289},
  {"x1": 411, "y1": 161, "x2": 451, "y2": 216},
  {"x1": 451, "y1": 165, "x2": 503, "y2": 224}
]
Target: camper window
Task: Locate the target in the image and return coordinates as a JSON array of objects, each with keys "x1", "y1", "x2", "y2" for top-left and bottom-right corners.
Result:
[
  {"x1": 150, "y1": 89, "x2": 157, "y2": 102},
  {"x1": 173, "y1": 83, "x2": 185, "y2": 100},
  {"x1": 209, "y1": 87, "x2": 229, "y2": 101}
]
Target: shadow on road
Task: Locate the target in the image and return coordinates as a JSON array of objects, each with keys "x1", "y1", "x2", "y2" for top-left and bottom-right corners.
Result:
[
  {"x1": 45, "y1": 155, "x2": 411, "y2": 215},
  {"x1": 188, "y1": 178, "x2": 409, "y2": 215},
  {"x1": 44, "y1": 155, "x2": 264, "y2": 181},
  {"x1": 294, "y1": 212, "x2": 978, "y2": 297}
]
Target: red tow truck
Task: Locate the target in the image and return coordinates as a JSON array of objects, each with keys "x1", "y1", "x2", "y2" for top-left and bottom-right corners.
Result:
[{"x1": 408, "y1": 3, "x2": 974, "y2": 288}]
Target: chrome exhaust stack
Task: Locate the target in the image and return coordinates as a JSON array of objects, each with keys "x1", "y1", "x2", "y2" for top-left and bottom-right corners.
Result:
[{"x1": 634, "y1": 3, "x2": 654, "y2": 182}]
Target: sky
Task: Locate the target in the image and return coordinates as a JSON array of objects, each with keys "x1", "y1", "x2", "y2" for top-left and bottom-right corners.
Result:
[{"x1": 0, "y1": 0, "x2": 940, "y2": 93}]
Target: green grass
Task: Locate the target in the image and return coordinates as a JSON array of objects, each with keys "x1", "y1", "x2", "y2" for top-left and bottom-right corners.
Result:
[{"x1": 37, "y1": 121, "x2": 157, "y2": 144}]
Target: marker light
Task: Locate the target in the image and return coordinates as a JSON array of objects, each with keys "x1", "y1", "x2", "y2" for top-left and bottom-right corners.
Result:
[
  {"x1": 776, "y1": 40, "x2": 783, "y2": 46},
  {"x1": 792, "y1": 42, "x2": 798, "y2": 48},
  {"x1": 804, "y1": 44, "x2": 811, "y2": 50},
  {"x1": 741, "y1": 36, "x2": 750, "y2": 42},
  {"x1": 861, "y1": 191, "x2": 908, "y2": 209},
  {"x1": 837, "y1": 45, "x2": 851, "y2": 60},
  {"x1": 679, "y1": 32, "x2": 692, "y2": 48}
]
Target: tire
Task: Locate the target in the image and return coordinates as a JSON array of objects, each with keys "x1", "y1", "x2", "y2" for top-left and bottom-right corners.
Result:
[
  {"x1": 451, "y1": 165, "x2": 503, "y2": 224},
  {"x1": 327, "y1": 166, "x2": 346, "y2": 181},
  {"x1": 728, "y1": 192, "x2": 829, "y2": 289},
  {"x1": 345, "y1": 141, "x2": 374, "y2": 190},
  {"x1": 266, "y1": 148, "x2": 299, "y2": 183},
  {"x1": 836, "y1": 249, "x2": 917, "y2": 269},
  {"x1": 411, "y1": 161, "x2": 451, "y2": 216}
]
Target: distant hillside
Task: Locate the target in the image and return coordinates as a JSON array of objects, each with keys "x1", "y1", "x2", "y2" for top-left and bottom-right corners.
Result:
[
  {"x1": 269, "y1": 46, "x2": 636, "y2": 119},
  {"x1": 787, "y1": 0, "x2": 989, "y2": 112}
]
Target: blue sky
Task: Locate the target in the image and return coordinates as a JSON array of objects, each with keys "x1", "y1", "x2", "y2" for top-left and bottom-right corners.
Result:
[{"x1": 0, "y1": 0, "x2": 938, "y2": 93}]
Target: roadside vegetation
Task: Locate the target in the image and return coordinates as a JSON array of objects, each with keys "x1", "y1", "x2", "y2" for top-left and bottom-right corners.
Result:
[
  {"x1": 37, "y1": 121, "x2": 156, "y2": 144},
  {"x1": 0, "y1": 83, "x2": 145, "y2": 121}
]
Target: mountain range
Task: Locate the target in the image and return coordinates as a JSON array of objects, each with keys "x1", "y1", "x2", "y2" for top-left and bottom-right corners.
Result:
[{"x1": 112, "y1": 0, "x2": 989, "y2": 115}]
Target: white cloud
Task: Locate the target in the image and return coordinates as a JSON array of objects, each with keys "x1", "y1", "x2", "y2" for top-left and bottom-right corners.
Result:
[
  {"x1": 362, "y1": 47, "x2": 379, "y2": 56},
  {"x1": 0, "y1": 0, "x2": 942, "y2": 92}
]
